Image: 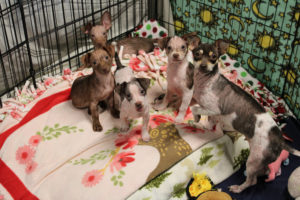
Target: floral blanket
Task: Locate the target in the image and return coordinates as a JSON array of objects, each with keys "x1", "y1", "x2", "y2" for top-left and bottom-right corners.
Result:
[
  {"x1": 0, "y1": 69, "x2": 224, "y2": 199},
  {"x1": 0, "y1": 48, "x2": 293, "y2": 200}
]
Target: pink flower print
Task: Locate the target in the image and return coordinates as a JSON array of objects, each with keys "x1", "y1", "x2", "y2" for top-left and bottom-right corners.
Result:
[
  {"x1": 173, "y1": 107, "x2": 193, "y2": 121},
  {"x1": 25, "y1": 161, "x2": 38, "y2": 174},
  {"x1": 63, "y1": 68, "x2": 71, "y2": 75},
  {"x1": 82, "y1": 170, "x2": 103, "y2": 187},
  {"x1": 44, "y1": 78, "x2": 53, "y2": 86},
  {"x1": 225, "y1": 70, "x2": 237, "y2": 82},
  {"x1": 149, "y1": 115, "x2": 174, "y2": 129},
  {"x1": 29, "y1": 135, "x2": 43, "y2": 146},
  {"x1": 0, "y1": 195, "x2": 4, "y2": 200},
  {"x1": 110, "y1": 152, "x2": 135, "y2": 173},
  {"x1": 181, "y1": 125, "x2": 205, "y2": 134},
  {"x1": 16, "y1": 145, "x2": 35, "y2": 165},
  {"x1": 115, "y1": 126, "x2": 142, "y2": 149}
]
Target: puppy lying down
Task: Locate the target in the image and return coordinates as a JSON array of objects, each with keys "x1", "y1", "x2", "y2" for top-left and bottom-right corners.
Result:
[
  {"x1": 113, "y1": 44, "x2": 151, "y2": 141},
  {"x1": 191, "y1": 40, "x2": 300, "y2": 193}
]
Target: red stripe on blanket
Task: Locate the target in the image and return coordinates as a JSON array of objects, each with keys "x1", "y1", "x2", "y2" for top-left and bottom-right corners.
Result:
[
  {"x1": 0, "y1": 88, "x2": 71, "y2": 149},
  {"x1": 0, "y1": 159, "x2": 39, "y2": 200},
  {"x1": 0, "y1": 88, "x2": 71, "y2": 199}
]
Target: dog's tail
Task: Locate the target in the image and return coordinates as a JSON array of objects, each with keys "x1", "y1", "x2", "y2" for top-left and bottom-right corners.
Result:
[
  {"x1": 112, "y1": 41, "x2": 125, "y2": 71},
  {"x1": 282, "y1": 142, "x2": 300, "y2": 157}
]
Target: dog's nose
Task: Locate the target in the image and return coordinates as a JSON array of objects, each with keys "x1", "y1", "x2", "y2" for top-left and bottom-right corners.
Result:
[
  {"x1": 200, "y1": 64, "x2": 207, "y2": 68},
  {"x1": 173, "y1": 53, "x2": 179, "y2": 59},
  {"x1": 135, "y1": 102, "x2": 143, "y2": 110}
]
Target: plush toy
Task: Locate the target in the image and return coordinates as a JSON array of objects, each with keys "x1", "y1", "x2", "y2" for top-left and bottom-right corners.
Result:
[
  {"x1": 186, "y1": 173, "x2": 232, "y2": 200},
  {"x1": 288, "y1": 167, "x2": 300, "y2": 200},
  {"x1": 265, "y1": 149, "x2": 289, "y2": 182},
  {"x1": 196, "y1": 190, "x2": 232, "y2": 200}
]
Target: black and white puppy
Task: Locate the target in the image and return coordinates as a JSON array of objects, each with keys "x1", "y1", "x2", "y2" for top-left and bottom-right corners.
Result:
[
  {"x1": 113, "y1": 45, "x2": 151, "y2": 141},
  {"x1": 153, "y1": 36, "x2": 195, "y2": 123},
  {"x1": 191, "y1": 40, "x2": 300, "y2": 193}
]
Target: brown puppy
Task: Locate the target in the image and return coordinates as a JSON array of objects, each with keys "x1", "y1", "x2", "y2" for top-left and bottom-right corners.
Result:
[
  {"x1": 82, "y1": 11, "x2": 112, "y2": 49},
  {"x1": 115, "y1": 37, "x2": 155, "y2": 56},
  {"x1": 71, "y1": 45, "x2": 115, "y2": 132}
]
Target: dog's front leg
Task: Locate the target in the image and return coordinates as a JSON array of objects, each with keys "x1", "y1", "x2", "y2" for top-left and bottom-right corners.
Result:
[
  {"x1": 90, "y1": 102, "x2": 103, "y2": 132},
  {"x1": 175, "y1": 89, "x2": 193, "y2": 123},
  {"x1": 191, "y1": 105, "x2": 220, "y2": 130},
  {"x1": 119, "y1": 110, "x2": 130, "y2": 132},
  {"x1": 141, "y1": 111, "x2": 150, "y2": 141}
]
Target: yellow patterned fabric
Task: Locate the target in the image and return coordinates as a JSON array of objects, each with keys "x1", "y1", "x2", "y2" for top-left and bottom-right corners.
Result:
[{"x1": 170, "y1": 0, "x2": 300, "y2": 118}]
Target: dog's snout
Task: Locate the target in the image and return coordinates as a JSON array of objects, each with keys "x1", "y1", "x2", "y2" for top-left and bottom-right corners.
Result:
[
  {"x1": 200, "y1": 63, "x2": 207, "y2": 68},
  {"x1": 135, "y1": 102, "x2": 143, "y2": 110},
  {"x1": 173, "y1": 53, "x2": 179, "y2": 59}
]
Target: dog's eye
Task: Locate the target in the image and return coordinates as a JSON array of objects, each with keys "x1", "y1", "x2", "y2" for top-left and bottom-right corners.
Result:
[
  {"x1": 91, "y1": 34, "x2": 95, "y2": 38},
  {"x1": 140, "y1": 90, "x2": 145, "y2": 95},
  {"x1": 93, "y1": 61, "x2": 97, "y2": 65},
  {"x1": 181, "y1": 45, "x2": 185, "y2": 50},
  {"x1": 103, "y1": 32, "x2": 106, "y2": 36},
  {"x1": 212, "y1": 54, "x2": 217, "y2": 59},
  {"x1": 167, "y1": 46, "x2": 171, "y2": 51},
  {"x1": 126, "y1": 94, "x2": 131, "y2": 99},
  {"x1": 195, "y1": 52, "x2": 200, "y2": 57},
  {"x1": 105, "y1": 56, "x2": 108, "y2": 60}
]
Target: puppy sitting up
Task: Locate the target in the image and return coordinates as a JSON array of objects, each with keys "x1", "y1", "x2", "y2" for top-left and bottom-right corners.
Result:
[
  {"x1": 153, "y1": 36, "x2": 195, "y2": 123},
  {"x1": 71, "y1": 45, "x2": 115, "y2": 132},
  {"x1": 113, "y1": 45, "x2": 151, "y2": 141},
  {"x1": 191, "y1": 40, "x2": 300, "y2": 193}
]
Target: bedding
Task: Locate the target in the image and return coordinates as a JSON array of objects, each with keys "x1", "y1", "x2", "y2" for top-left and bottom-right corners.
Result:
[{"x1": 0, "y1": 46, "x2": 296, "y2": 199}]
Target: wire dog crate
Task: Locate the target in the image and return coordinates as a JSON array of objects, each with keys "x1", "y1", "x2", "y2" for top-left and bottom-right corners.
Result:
[
  {"x1": 0, "y1": 0, "x2": 156, "y2": 99},
  {"x1": 0, "y1": 0, "x2": 299, "y2": 119}
]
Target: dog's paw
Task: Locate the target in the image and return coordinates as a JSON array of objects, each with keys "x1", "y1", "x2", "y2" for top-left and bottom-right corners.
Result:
[
  {"x1": 120, "y1": 123, "x2": 130, "y2": 132},
  {"x1": 141, "y1": 131, "x2": 150, "y2": 142},
  {"x1": 93, "y1": 122, "x2": 103, "y2": 132},
  {"x1": 228, "y1": 185, "x2": 242, "y2": 193}
]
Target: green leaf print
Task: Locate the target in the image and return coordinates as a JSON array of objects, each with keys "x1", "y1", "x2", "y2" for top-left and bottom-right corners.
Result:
[
  {"x1": 105, "y1": 127, "x2": 119, "y2": 135},
  {"x1": 171, "y1": 182, "x2": 186, "y2": 198},
  {"x1": 198, "y1": 154, "x2": 213, "y2": 165},
  {"x1": 145, "y1": 172, "x2": 172, "y2": 191},
  {"x1": 70, "y1": 150, "x2": 113, "y2": 165},
  {"x1": 208, "y1": 159, "x2": 220, "y2": 168},
  {"x1": 142, "y1": 197, "x2": 152, "y2": 200},
  {"x1": 37, "y1": 124, "x2": 84, "y2": 140},
  {"x1": 201, "y1": 147, "x2": 214, "y2": 155},
  {"x1": 233, "y1": 148, "x2": 250, "y2": 170},
  {"x1": 110, "y1": 170, "x2": 126, "y2": 187}
]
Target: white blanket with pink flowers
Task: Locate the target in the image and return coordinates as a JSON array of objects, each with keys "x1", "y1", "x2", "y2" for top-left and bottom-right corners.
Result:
[{"x1": 0, "y1": 50, "x2": 293, "y2": 200}]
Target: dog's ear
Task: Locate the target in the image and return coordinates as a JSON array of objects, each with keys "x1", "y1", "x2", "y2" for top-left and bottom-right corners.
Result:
[
  {"x1": 100, "y1": 11, "x2": 112, "y2": 30},
  {"x1": 215, "y1": 39, "x2": 229, "y2": 55},
  {"x1": 81, "y1": 53, "x2": 92, "y2": 66},
  {"x1": 157, "y1": 37, "x2": 171, "y2": 50},
  {"x1": 182, "y1": 32, "x2": 201, "y2": 51},
  {"x1": 103, "y1": 44, "x2": 115, "y2": 57},
  {"x1": 82, "y1": 23, "x2": 93, "y2": 34},
  {"x1": 136, "y1": 78, "x2": 151, "y2": 91}
]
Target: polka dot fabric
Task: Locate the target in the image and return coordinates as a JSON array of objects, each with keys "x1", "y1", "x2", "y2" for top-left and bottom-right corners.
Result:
[
  {"x1": 133, "y1": 19, "x2": 168, "y2": 39},
  {"x1": 220, "y1": 54, "x2": 294, "y2": 122}
]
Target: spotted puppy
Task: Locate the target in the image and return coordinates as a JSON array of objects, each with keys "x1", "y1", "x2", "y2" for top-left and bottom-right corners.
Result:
[
  {"x1": 191, "y1": 40, "x2": 300, "y2": 193},
  {"x1": 113, "y1": 46, "x2": 151, "y2": 141},
  {"x1": 71, "y1": 45, "x2": 115, "y2": 132},
  {"x1": 153, "y1": 36, "x2": 194, "y2": 123}
]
